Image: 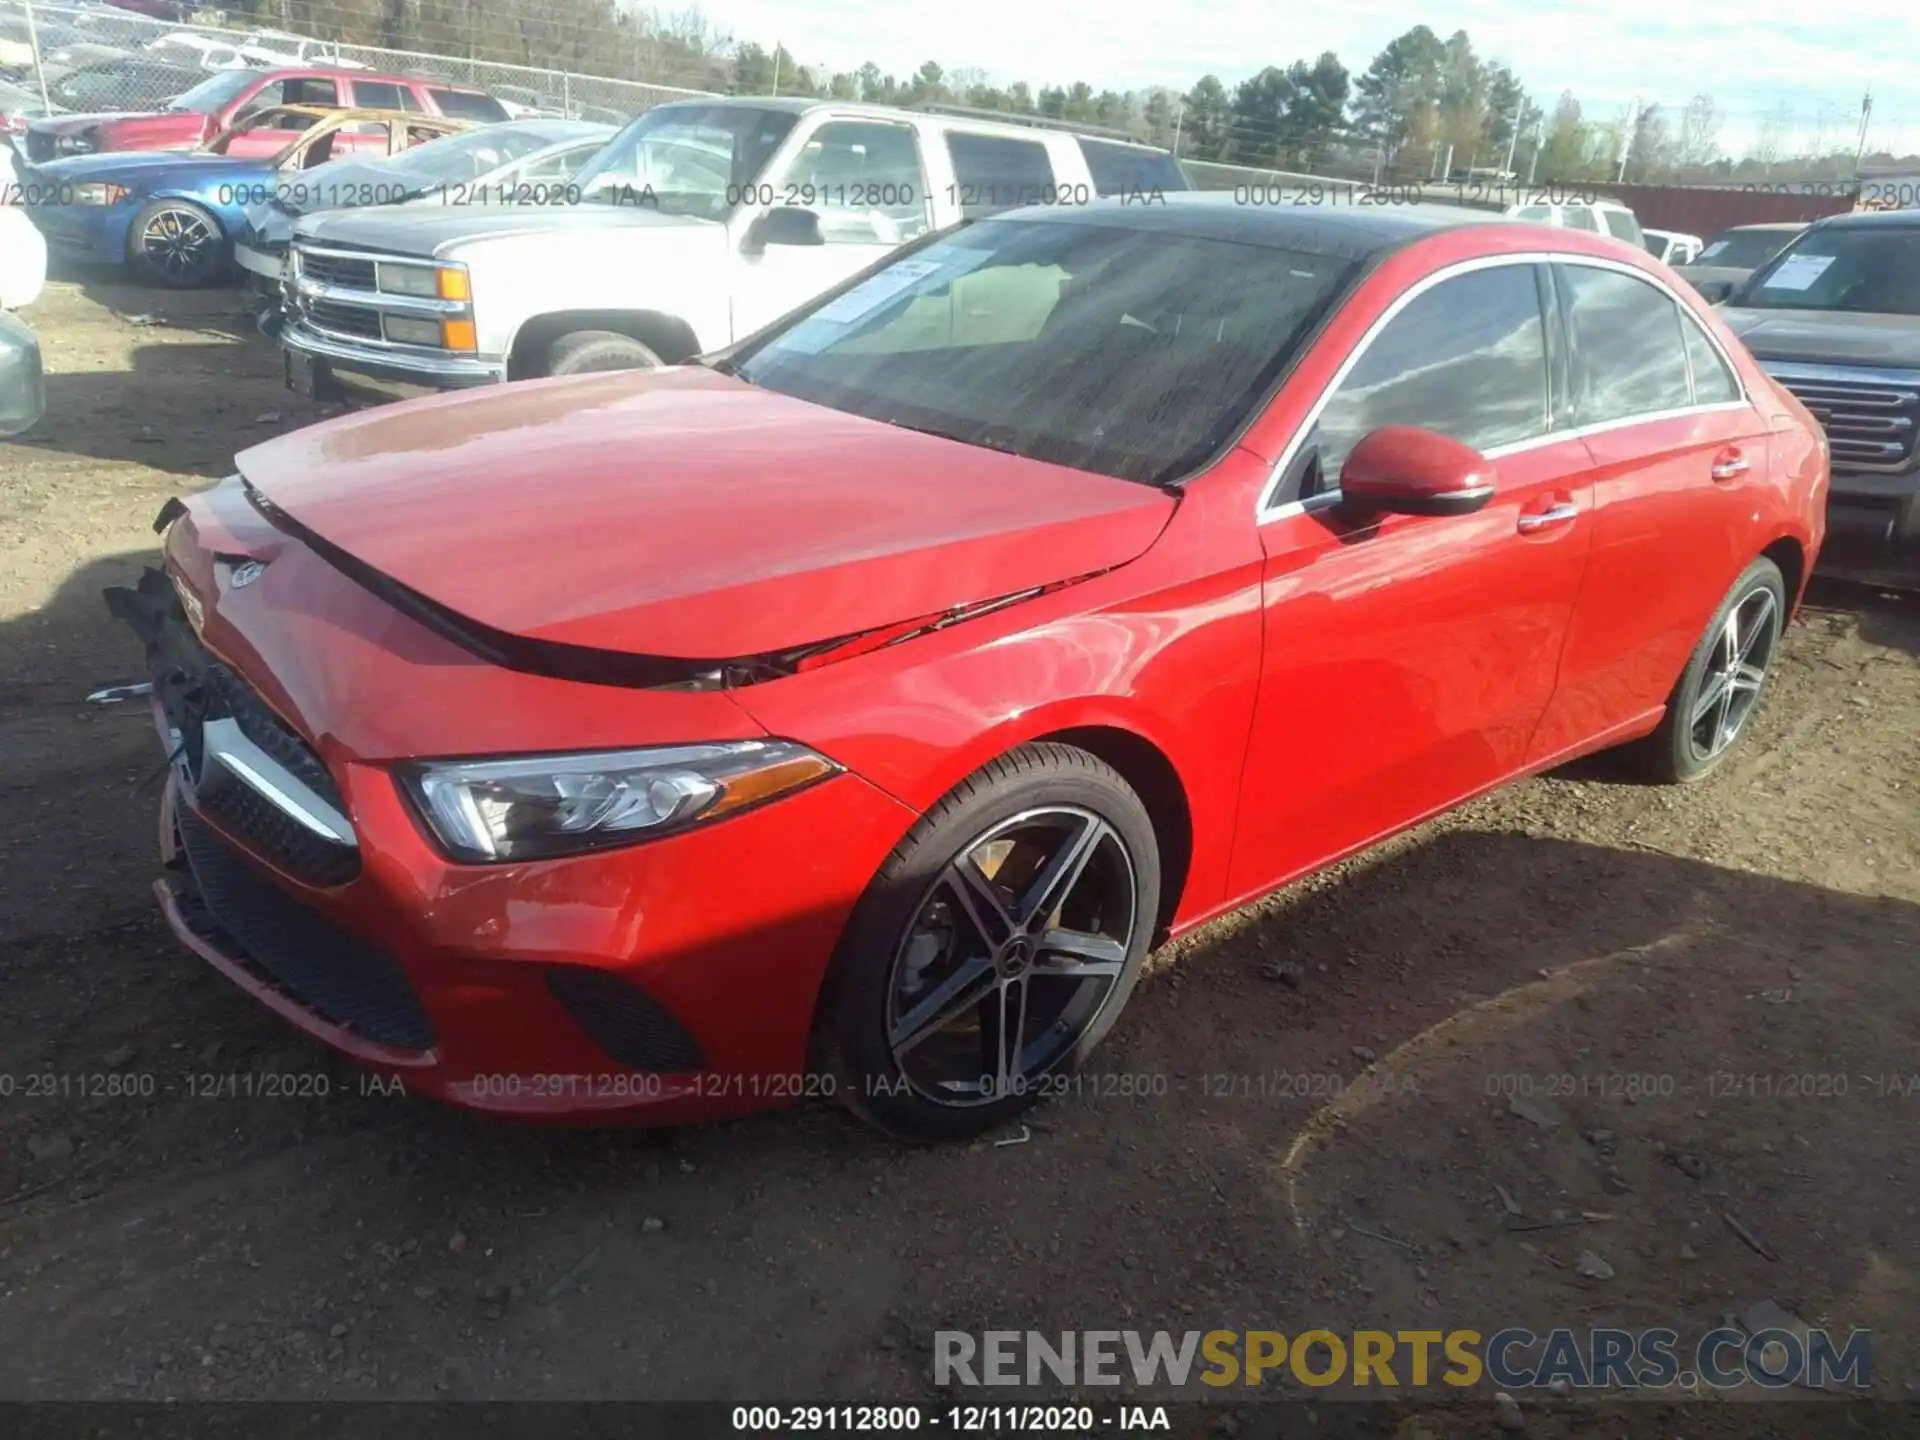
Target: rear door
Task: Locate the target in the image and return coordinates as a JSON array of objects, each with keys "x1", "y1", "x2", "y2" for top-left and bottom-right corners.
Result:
[
  {"x1": 1528, "y1": 259, "x2": 1772, "y2": 759},
  {"x1": 1230, "y1": 259, "x2": 1597, "y2": 899}
]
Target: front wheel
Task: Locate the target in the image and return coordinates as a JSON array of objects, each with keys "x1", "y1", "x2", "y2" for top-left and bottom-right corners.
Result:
[
  {"x1": 542, "y1": 330, "x2": 662, "y2": 376},
  {"x1": 1639, "y1": 555, "x2": 1786, "y2": 782},
  {"x1": 128, "y1": 200, "x2": 227, "y2": 288},
  {"x1": 818, "y1": 744, "x2": 1161, "y2": 1142}
]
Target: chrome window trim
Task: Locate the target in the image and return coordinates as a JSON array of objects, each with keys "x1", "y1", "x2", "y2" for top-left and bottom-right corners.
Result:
[{"x1": 1255, "y1": 250, "x2": 1755, "y2": 525}]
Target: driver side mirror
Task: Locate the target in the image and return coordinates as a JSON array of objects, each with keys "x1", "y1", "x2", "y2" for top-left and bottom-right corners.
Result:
[
  {"x1": 743, "y1": 205, "x2": 824, "y2": 254},
  {"x1": 1337, "y1": 426, "x2": 1496, "y2": 518},
  {"x1": 1691, "y1": 279, "x2": 1735, "y2": 304}
]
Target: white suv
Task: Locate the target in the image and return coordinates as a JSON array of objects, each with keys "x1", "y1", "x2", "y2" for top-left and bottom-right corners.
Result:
[
  {"x1": 278, "y1": 97, "x2": 1189, "y2": 397},
  {"x1": 1505, "y1": 197, "x2": 1645, "y2": 249}
]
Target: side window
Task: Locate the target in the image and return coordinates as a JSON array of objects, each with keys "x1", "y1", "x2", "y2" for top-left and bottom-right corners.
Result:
[
  {"x1": 428, "y1": 89, "x2": 510, "y2": 122},
  {"x1": 1601, "y1": 208, "x2": 1643, "y2": 245},
  {"x1": 1513, "y1": 204, "x2": 1552, "y2": 222},
  {"x1": 1077, "y1": 139, "x2": 1188, "y2": 195},
  {"x1": 944, "y1": 132, "x2": 1053, "y2": 217},
  {"x1": 353, "y1": 80, "x2": 405, "y2": 110},
  {"x1": 1561, "y1": 265, "x2": 1695, "y2": 424},
  {"x1": 236, "y1": 79, "x2": 285, "y2": 116},
  {"x1": 280, "y1": 78, "x2": 337, "y2": 107},
  {"x1": 1309, "y1": 264, "x2": 1550, "y2": 489},
  {"x1": 1563, "y1": 206, "x2": 1600, "y2": 232},
  {"x1": 1682, "y1": 318, "x2": 1741, "y2": 404},
  {"x1": 779, "y1": 120, "x2": 933, "y2": 244}
]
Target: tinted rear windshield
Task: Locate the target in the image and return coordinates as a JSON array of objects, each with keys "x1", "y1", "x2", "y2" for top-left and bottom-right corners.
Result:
[
  {"x1": 734, "y1": 216, "x2": 1354, "y2": 486},
  {"x1": 1739, "y1": 227, "x2": 1920, "y2": 315},
  {"x1": 1078, "y1": 139, "x2": 1189, "y2": 195}
]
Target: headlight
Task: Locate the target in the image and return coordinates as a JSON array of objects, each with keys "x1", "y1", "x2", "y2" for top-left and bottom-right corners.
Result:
[
  {"x1": 401, "y1": 740, "x2": 839, "y2": 862},
  {"x1": 68, "y1": 182, "x2": 130, "y2": 205},
  {"x1": 378, "y1": 261, "x2": 469, "y2": 301}
]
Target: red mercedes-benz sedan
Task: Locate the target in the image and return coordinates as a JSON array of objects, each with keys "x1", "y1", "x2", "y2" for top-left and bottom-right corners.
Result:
[{"x1": 110, "y1": 196, "x2": 1827, "y2": 1140}]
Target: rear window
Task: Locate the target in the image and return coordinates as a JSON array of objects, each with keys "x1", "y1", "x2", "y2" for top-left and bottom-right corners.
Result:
[
  {"x1": 428, "y1": 88, "x2": 510, "y2": 123},
  {"x1": 1076, "y1": 139, "x2": 1188, "y2": 196},
  {"x1": 945, "y1": 132, "x2": 1054, "y2": 217}
]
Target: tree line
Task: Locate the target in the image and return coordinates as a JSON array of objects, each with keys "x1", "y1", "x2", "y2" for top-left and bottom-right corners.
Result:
[{"x1": 253, "y1": 1, "x2": 1913, "y2": 182}]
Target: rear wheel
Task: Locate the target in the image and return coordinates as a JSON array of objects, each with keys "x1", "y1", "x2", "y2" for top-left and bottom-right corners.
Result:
[
  {"x1": 542, "y1": 330, "x2": 662, "y2": 376},
  {"x1": 128, "y1": 200, "x2": 227, "y2": 288},
  {"x1": 818, "y1": 744, "x2": 1160, "y2": 1142},
  {"x1": 1639, "y1": 556, "x2": 1786, "y2": 782}
]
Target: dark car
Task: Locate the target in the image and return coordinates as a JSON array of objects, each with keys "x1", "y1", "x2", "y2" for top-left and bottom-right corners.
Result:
[
  {"x1": 1676, "y1": 222, "x2": 1805, "y2": 295},
  {"x1": 1715, "y1": 211, "x2": 1920, "y2": 574},
  {"x1": 44, "y1": 56, "x2": 204, "y2": 114}
]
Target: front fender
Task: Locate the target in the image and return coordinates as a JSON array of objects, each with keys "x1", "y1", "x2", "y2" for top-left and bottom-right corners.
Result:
[{"x1": 730, "y1": 468, "x2": 1272, "y2": 930}]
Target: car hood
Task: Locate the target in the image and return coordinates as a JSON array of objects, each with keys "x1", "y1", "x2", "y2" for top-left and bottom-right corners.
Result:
[
  {"x1": 31, "y1": 150, "x2": 260, "y2": 185},
  {"x1": 293, "y1": 201, "x2": 717, "y2": 257},
  {"x1": 232, "y1": 366, "x2": 1177, "y2": 663},
  {"x1": 29, "y1": 110, "x2": 143, "y2": 136},
  {"x1": 1720, "y1": 307, "x2": 1920, "y2": 368}
]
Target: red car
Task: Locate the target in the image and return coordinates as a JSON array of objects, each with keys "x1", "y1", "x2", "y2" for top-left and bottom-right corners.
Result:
[
  {"x1": 23, "y1": 67, "x2": 506, "y2": 162},
  {"x1": 111, "y1": 199, "x2": 1827, "y2": 1141}
]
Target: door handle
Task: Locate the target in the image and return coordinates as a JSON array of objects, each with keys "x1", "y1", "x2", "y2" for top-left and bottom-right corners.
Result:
[
  {"x1": 1516, "y1": 502, "x2": 1578, "y2": 534},
  {"x1": 1710, "y1": 452, "x2": 1749, "y2": 483}
]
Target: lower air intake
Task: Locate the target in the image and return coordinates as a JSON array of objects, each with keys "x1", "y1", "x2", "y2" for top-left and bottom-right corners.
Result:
[{"x1": 544, "y1": 965, "x2": 705, "y2": 1074}]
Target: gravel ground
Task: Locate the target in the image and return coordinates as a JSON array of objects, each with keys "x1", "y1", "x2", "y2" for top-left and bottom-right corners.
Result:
[{"x1": 1, "y1": 277, "x2": 1916, "y2": 1432}]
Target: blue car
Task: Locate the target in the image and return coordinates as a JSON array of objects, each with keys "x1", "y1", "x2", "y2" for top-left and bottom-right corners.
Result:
[{"x1": 22, "y1": 106, "x2": 466, "y2": 287}]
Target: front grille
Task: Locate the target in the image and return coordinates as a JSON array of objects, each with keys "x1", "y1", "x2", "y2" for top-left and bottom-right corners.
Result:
[
  {"x1": 139, "y1": 587, "x2": 360, "y2": 887},
  {"x1": 302, "y1": 299, "x2": 384, "y2": 340},
  {"x1": 24, "y1": 132, "x2": 57, "y2": 164},
  {"x1": 298, "y1": 250, "x2": 377, "y2": 290},
  {"x1": 175, "y1": 805, "x2": 436, "y2": 1051},
  {"x1": 1774, "y1": 374, "x2": 1920, "y2": 471},
  {"x1": 545, "y1": 965, "x2": 705, "y2": 1074}
]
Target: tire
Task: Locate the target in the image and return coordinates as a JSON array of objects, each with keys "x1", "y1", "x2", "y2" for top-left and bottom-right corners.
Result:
[
  {"x1": 816, "y1": 743, "x2": 1161, "y2": 1142},
  {"x1": 127, "y1": 200, "x2": 227, "y2": 288},
  {"x1": 542, "y1": 330, "x2": 662, "y2": 376},
  {"x1": 1638, "y1": 556, "x2": 1787, "y2": 783}
]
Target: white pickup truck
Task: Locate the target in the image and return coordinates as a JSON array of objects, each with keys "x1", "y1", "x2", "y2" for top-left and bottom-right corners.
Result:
[{"x1": 277, "y1": 96, "x2": 1188, "y2": 398}]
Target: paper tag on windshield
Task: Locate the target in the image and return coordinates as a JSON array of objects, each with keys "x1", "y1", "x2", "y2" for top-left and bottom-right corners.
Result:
[
  {"x1": 807, "y1": 258, "x2": 949, "y2": 326},
  {"x1": 1761, "y1": 253, "x2": 1835, "y2": 291}
]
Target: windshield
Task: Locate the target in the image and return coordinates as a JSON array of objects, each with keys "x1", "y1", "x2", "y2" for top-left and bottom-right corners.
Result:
[
  {"x1": 1737, "y1": 226, "x2": 1920, "y2": 314},
  {"x1": 1697, "y1": 228, "x2": 1795, "y2": 270},
  {"x1": 733, "y1": 216, "x2": 1355, "y2": 486},
  {"x1": 275, "y1": 126, "x2": 575, "y2": 213},
  {"x1": 168, "y1": 70, "x2": 255, "y2": 115},
  {"x1": 571, "y1": 104, "x2": 798, "y2": 218}
]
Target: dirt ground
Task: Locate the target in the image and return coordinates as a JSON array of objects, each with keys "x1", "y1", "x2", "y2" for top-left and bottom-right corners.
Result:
[{"x1": 1, "y1": 277, "x2": 1917, "y2": 1432}]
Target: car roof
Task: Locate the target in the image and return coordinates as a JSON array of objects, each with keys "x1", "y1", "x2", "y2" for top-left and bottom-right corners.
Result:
[
  {"x1": 992, "y1": 191, "x2": 1513, "y2": 263},
  {"x1": 1810, "y1": 208, "x2": 1920, "y2": 231},
  {"x1": 649, "y1": 94, "x2": 1174, "y2": 152}
]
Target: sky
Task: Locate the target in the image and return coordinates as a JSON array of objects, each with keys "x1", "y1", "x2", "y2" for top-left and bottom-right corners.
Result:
[{"x1": 689, "y1": 0, "x2": 1920, "y2": 158}]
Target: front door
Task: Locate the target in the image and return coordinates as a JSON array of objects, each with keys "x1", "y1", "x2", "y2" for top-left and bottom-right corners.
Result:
[
  {"x1": 1229, "y1": 260, "x2": 1597, "y2": 900},
  {"x1": 730, "y1": 118, "x2": 936, "y2": 341}
]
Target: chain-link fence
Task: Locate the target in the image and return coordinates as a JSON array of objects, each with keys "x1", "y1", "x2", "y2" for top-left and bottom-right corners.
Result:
[{"x1": 1, "y1": 0, "x2": 717, "y2": 130}]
